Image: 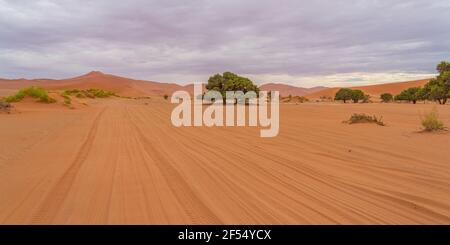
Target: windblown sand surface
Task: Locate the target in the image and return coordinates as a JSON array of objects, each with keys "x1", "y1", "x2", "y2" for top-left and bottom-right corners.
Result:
[{"x1": 0, "y1": 99, "x2": 449, "y2": 224}]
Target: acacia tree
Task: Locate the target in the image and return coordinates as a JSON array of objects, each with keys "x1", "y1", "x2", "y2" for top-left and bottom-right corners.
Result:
[
  {"x1": 395, "y1": 87, "x2": 423, "y2": 104},
  {"x1": 334, "y1": 88, "x2": 353, "y2": 103},
  {"x1": 206, "y1": 72, "x2": 259, "y2": 103},
  {"x1": 422, "y1": 61, "x2": 450, "y2": 104},
  {"x1": 206, "y1": 72, "x2": 259, "y2": 95},
  {"x1": 380, "y1": 93, "x2": 393, "y2": 102},
  {"x1": 351, "y1": 89, "x2": 365, "y2": 103}
]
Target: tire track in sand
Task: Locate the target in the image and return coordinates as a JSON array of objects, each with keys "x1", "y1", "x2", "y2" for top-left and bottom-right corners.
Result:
[
  {"x1": 125, "y1": 107, "x2": 222, "y2": 224},
  {"x1": 30, "y1": 108, "x2": 106, "y2": 224}
]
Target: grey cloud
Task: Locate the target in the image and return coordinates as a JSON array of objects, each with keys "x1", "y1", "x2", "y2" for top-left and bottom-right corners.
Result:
[{"x1": 0, "y1": 0, "x2": 449, "y2": 84}]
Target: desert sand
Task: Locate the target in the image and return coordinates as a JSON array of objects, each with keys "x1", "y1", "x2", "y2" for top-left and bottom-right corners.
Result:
[{"x1": 1, "y1": 94, "x2": 449, "y2": 224}]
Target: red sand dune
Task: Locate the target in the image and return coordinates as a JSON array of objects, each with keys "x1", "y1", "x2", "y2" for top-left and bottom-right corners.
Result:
[
  {"x1": 306, "y1": 79, "x2": 432, "y2": 99},
  {"x1": 0, "y1": 71, "x2": 192, "y2": 97},
  {"x1": 1, "y1": 72, "x2": 431, "y2": 100},
  {"x1": 259, "y1": 83, "x2": 327, "y2": 96}
]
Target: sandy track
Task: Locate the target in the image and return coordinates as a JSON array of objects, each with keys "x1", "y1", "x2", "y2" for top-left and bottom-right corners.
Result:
[{"x1": 0, "y1": 100, "x2": 449, "y2": 224}]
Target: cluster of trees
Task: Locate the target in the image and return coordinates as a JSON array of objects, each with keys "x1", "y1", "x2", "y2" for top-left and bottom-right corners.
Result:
[
  {"x1": 335, "y1": 61, "x2": 450, "y2": 105},
  {"x1": 393, "y1": 61, "x2": 450, "y2": 104},
  {"x1": 334, "y1": 88, "x2": 369, "y2": 103}
]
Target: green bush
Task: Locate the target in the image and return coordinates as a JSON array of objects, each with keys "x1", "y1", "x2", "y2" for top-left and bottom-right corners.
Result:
[
  {"x1": 345, "y1": 113, "x2": 385, "y2": 126},
  {"x1": 61, "y1": 93, "x2": 72, "y2": 105},
  {"x1": 421, "y1": 108, "x2": 444, "y2": 131},
  {"x1": 87, "y1": 88, "x2": 115, "y2": 98},
  {"x1": 380, "y1": 93, "x2": 393, "y2": 102},
  {"x1": 5, "y1": 86, "x2": 56, "y2": 103},
  {"x1": 335, "y1": 88, "x2": 368, "y2": 103},
  {"x1": 0, "y1": 101, "x2": 12, "y2": 112},
  {"x1": 334, "y1": 88, "x2": 353, "y2": 103},
  {"x1": 295, "y1": 96, "x2": 309, "y2": 103},
  {"x1": 351, "y1": 89, "x2": 365, "y2": 103},
  {"x1": 395, "y1": 87, "x2": 423, "y2": 104},
  {"x1": 64, "y1": 88, "x2": 116, "y2": 99}
]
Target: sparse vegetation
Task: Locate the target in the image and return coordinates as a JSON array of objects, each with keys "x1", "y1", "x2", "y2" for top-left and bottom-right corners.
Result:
[
  {"x1": 4, "y1": 86, "x2": 56, "y2": 103},
  {"x1": 391, "y1": 61, "x2": 450, "y2": 105},
  {"x1": 134, "y1": 96, "x2": 151, "y2": 100},
  {"x1": 164, "y1": 94, "x2": 169, "y2": 100},
  {"x1": 61, "y1": 92, "x2": 72, "y2": 106},
  {"x1": 380, "y1": 93, "x2": 393, "y2": 102},
  {"x1": 0, "y1": 101, "x2": 12, "y2": 113},
  {"x1": 296, "y1": 96, "x2": 309, "y2": 103},
  {"x1": 344, "y1": 113, "x2": 385, "y2": 126},
  {"x1": 319, "y1": 96, "x2": 333, "y2": 102},
  {"x1": 421, "y1": 107, "x2": 444, "y2": 132},
  {"x1": 282, "y1": 95, "x2": 308, "y2": 103},
  {"x1": 63, "y1": 88, "x2": 116, "y2": 99},
  {"x1": 362, "y1": 94, "x2": 371, "y2": 103}
]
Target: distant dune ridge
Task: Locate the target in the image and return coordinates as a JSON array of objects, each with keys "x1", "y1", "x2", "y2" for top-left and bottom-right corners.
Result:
[
  {"x1": 0, "y1": 71, "x2": 191, "y2": 97},
  {"x1": 0, "y1": 72, "x2": 432, "y2": 98},
  {"x1": 259, "y1": 83, "x2": 327, "y2": 96},
  {"x1": 305, "y1": 79, "x2": 432, "y2": 99}
]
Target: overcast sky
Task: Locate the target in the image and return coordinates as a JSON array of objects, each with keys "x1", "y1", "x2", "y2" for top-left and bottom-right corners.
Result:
[{"x1": 1, "y1": 0, "x2": 449, "y2": 87}]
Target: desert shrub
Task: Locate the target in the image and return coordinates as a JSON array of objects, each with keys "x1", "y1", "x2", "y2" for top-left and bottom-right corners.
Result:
[
  {"x1": 362, "y1": 94, "x2": 371, "y2": 103},
  {"x1": 380, "y1": 93, "x2": 393, "y2": 102},
  {"x1": 295, "y1": 96, "x2": 309, "y2": 103},
  {"x1": 319, "y1": 96, "x2": 333, "y2": 102},
  {"x1": 64, "y1": 88, "x2": 115, "y2": 98},
  {"x1": 421, "y1": 108, "x2": 444, "y2": 131},
  {"x1": 5, "y1": 86, "x2": 56, "y2": 103},
  {"x1": 164, "y1": 94, "x2": 169, "y2": 100},
  {"x1": 75, "y1": 93, "x2": 86, "y2": 98},
  {"x1": 0, "y1": 100, "x2": 12, "y2": 112},
  {"x1": 345, "y1": 113, "x2": 385, "y2": 126},
  {"x1": 61, "y1": 93, "x2": 72, "y2": 105},
  {"x1": 86, "y1": 88, "x2": 115, "y2": 98}
]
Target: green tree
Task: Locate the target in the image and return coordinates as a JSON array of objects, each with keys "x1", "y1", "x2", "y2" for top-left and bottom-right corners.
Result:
[
  {"x1": 206, "y1": 72, "x2": 259, "y2": 98},
  {"x1": 395, "y1": 87, "x2": 423, "y2": 104},
  {"x1": 334, "y1": 88, "x2": 353, "y2": 103},
  {"x1": 423, "y1": 79, "x2": 448, "y2": 104},
  {"x1": 437, "y1": 61, "x2": 450, "y2": 73},
  {"x1": 350, "y1": 89, "x2": 365, "y2": 103},
  {"x1": 422, "y1": 61, "x2": 450, "y2": 104},
  {"x1": 380, "y1": 93, "x2": 393, "y2": 103}
]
